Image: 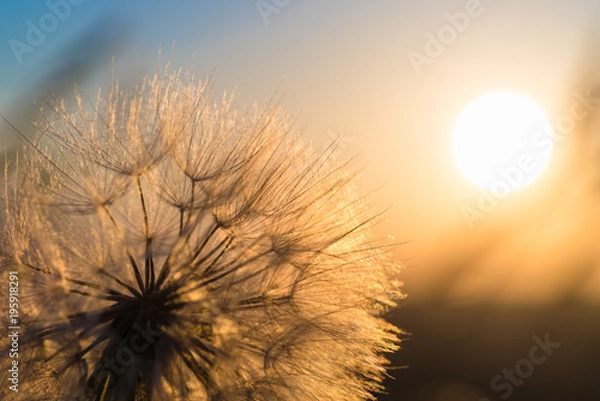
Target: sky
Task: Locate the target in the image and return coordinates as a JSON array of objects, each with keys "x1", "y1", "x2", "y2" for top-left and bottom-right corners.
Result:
[
  {"x1": 2, "y1": 0, "x2": 600, "y2": 302},
  {"x1": 4, "y1": 2, "x2": 600, "y2": 400}
]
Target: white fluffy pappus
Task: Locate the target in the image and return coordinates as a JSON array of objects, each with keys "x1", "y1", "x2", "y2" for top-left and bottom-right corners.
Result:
[{"x1": 0, "y1": 66, "x2": 404, "y2": 401}]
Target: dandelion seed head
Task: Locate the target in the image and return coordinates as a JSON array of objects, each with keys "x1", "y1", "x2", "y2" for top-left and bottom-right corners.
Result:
[{"x1": 1, "y1": 67, "x2": 403, "y2": 401}]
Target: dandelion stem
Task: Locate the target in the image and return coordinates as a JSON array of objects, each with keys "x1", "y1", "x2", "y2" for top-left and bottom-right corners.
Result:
[
  {"x1": 156, "y1": 221, "x2": 222, "y2": 289},
  {"x1": 100, "y1": 205, "x2": 145, "y2": 294},
  {"x1": 136, "y1": 175, "x2": 151, "y2": 239},
  {"x1": 199, "y1": 236, "x2": 234, "y2": 277},
  {"x1": 136, "y1": 175, "x2": 155, "y2": 292},
  {"x1": 96, "y1": 268, "x2": 143, "y2": 298},
  {"x1": 76, "y1": 333, "x2": 110, "y2": 359},
  {"x1": 189, "y1": 223, "x2": 222, "y2": 265},
  {"x1": 179, "y1": 207, "x2": 184, "y2": 235},
  {"x1": 193, "y1": 248, "x2": 273, "y2": 290},
  {"x1": 186, "y1": 180, "x2": 196, "y2": 227},
  {"x1": 99, "y1": 373, "x2": 111, "y2": 401}
]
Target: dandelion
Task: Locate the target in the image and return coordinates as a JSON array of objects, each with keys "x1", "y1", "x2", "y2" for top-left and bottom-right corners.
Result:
[{"x1": 1, "y1": 66, "x2": 403, "y2": 400}]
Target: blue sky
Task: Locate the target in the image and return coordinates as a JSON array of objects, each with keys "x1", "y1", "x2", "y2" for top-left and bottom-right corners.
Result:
[
  {"x1": 2, "y1": 0, "x2": 596, "y2": 106},
  {"x1": 0, "y1": 1, "x2": 257, "y2": 105}
]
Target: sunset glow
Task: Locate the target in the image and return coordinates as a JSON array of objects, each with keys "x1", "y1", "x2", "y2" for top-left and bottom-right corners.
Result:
[{"x1": 453, "y1": 92, "x2": 554, "y2": 193}]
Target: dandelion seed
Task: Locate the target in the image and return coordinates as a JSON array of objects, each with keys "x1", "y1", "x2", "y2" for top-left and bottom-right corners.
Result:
[{"x1": 1, "y1": 66, "x2": 403, "y2": 401}]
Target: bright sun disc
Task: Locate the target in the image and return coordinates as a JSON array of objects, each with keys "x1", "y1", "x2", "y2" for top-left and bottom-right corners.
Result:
[{"x1": 453, "y1": 92, "x2": 553, "y2": 193}]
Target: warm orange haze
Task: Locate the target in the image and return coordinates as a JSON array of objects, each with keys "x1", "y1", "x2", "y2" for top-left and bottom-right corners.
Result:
[{"x1": 1, "y1": 1, "x2": 600, "y2": 400}]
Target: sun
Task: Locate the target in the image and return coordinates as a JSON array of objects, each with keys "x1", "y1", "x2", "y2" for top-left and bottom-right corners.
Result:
[{"x1": 453, "y1": 92, "x2": 554, "y2": 194}]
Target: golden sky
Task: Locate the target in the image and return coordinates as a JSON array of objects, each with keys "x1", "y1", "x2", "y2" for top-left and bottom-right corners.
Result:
[{"x1": 3, "y1": 0, "x2": 600, "y2": 306}]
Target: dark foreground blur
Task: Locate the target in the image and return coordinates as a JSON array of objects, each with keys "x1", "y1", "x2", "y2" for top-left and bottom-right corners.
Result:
[{"x1": 382, "y1": 302, "x2": 600, "y2": 401}]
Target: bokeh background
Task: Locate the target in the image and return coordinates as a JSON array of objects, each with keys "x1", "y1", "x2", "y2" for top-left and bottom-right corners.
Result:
[{"x1": 2, "y1": 1, "x2": 600, "y2": 399}]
